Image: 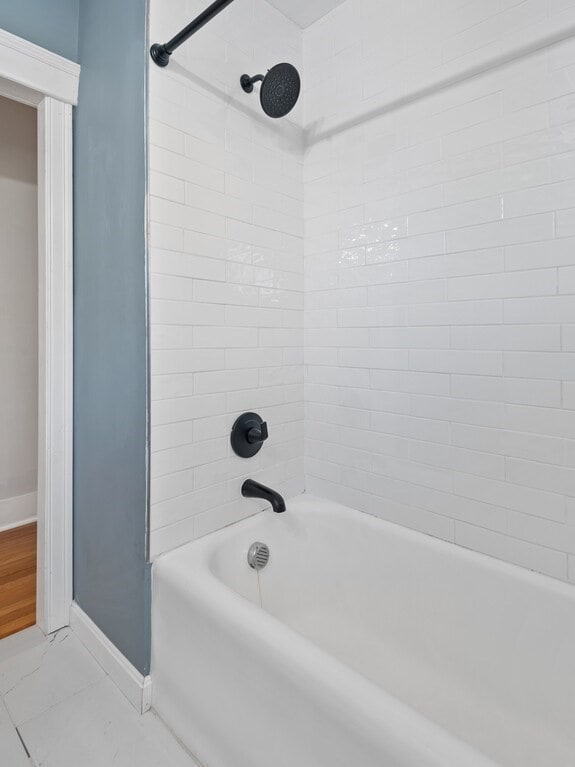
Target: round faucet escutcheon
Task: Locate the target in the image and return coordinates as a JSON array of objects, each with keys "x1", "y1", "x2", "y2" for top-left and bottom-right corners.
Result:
[{"x1": 231, "y1": 412, "x2": 269, "y2": 458}]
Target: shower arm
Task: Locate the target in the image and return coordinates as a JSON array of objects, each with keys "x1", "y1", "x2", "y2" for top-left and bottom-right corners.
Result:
[
  {"x1": 150, "y1": 0, "x2": 236, "y2": 67},
  {"x1": 240, "y1": 73, "x2": 264, "y2": 93}
]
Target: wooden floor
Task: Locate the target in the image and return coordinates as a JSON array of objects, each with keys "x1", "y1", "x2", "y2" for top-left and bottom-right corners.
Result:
[{"x1": 0, "y1": 523, "x2": 36, "y2": 639}]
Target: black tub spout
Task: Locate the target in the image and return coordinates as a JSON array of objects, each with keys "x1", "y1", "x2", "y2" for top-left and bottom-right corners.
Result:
[{"x1": 241, "y1": 479, "x2": 286, "y2": 514}]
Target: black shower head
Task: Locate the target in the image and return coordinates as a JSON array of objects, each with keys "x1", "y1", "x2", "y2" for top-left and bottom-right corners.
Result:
[{"x1": 240, "y1": 63, "x2": 301, "y2": 118}]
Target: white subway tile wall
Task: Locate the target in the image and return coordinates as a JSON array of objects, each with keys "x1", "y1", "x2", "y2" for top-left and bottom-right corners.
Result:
[
  {"x1": 148, "y1": 0, "x2": 305, "y2": 557},
  {"x1": 303, "y1": 0, "x2": 575, "y2": 582},
  {"x1": 149, "y1": 0, "x2": 575, "y2": 582}
]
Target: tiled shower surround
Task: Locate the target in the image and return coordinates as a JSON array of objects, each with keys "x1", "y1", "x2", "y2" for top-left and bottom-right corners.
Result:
[
  {"x1": 304, "y1": 0, "x2": 575, "y2": 582},
  {"x1": 148, "y1": 0, "x2": 305, "y2": 556},
  {"x1": 150, "y1": 0, "x2": 575, "y2": 582}
]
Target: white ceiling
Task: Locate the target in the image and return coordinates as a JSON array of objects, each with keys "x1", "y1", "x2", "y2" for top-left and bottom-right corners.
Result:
[{"x1": 266, "y1": 0, "x2": 347, "y2": 28}]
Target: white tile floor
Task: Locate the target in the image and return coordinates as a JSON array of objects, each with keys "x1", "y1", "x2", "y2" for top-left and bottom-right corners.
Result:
[{"x1": 0, "y1": 626, "x2": 200, "y2": 766}]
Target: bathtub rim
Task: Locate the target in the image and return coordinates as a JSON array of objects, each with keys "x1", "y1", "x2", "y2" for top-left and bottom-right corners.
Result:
[{"x1": 155, "y1": 492, "x2": 575, "y2": 604}]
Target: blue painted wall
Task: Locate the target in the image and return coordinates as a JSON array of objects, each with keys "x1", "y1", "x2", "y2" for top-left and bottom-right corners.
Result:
[
  {"x1": 0, "y1": 0, "x2": 79, "y2": 61},
  {"x1": 0, "y1": 0, "x2": 151, "y2": 673},
  {"x1": 74, "y1": 0, "x2": 150, "y2": 674}
]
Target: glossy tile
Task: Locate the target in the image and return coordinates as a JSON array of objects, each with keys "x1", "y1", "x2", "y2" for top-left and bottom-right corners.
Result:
[
  {"x1": 148, "y1": 0, "x2": 305, "y2": 557},
  {"x1": 302, "y1": 0, "x2": 575, "y2": 582}
]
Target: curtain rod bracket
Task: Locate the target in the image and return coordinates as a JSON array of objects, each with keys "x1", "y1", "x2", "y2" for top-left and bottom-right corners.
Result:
[{"x1": 150, "y1": 43, "x2": 171, "y2": 68}]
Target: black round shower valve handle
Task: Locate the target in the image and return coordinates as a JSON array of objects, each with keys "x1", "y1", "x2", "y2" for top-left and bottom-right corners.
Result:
[
  {"x1": 247, "y1": 420, "x2": 268, "y2": 444},
  {"x1": 231, "y1": 412, "x2": 269, "y2": 458}
]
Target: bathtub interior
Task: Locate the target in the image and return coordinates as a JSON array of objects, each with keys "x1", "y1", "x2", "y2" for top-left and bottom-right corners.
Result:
[{"x1": 204, "y1": 497, "x2": 575, "y2": 766}]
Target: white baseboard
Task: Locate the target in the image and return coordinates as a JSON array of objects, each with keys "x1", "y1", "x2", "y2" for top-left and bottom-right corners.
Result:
[
  {"x1": 0, "y1": 491, "x2": 37, "y2": 532},
  {"x1": 70, "y1": 602, "x2": 152, "y2": 714}
]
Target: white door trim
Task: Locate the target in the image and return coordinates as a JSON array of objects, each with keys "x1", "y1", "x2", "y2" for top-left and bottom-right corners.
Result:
[
  {"x1": 0, "y1": 28, "x2": 79, "y2": 105},
  {"x1": 36, "y1": 96, "x2": 74, "y2": 633},
  {"x1": 0, "y1": 28, "x2": 80, "y2": 634}
]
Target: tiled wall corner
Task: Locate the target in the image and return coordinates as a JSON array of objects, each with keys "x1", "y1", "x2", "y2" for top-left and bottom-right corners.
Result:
[
  {"x1": 148, "y1": 0, "x2": 305, "y2": 557},
  {"x1": 303, "y1": 0, "x2": 575, "y2": 583},
  {"x1": 148, "y1": 0, "x2": 575, "y2": 582}
]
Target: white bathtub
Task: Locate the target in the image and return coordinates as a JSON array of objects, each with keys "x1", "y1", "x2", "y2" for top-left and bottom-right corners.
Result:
[{"x1": 152, "y1": 495, "x2": 575, "y2": 767}]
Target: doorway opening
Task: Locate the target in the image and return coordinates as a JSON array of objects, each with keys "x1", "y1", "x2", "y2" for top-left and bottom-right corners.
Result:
[{"x1": 0, "y1": 95, "x2": 38, "y2": 639}]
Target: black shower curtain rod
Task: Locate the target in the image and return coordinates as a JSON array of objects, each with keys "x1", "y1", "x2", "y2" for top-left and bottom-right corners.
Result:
[{"x1": 150, "y1": 0, "x2": 236, "y2": 67}]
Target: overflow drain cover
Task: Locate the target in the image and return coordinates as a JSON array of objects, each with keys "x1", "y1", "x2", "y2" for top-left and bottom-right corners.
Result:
[{"x1": 247, "y1": 542, "x2": 270, "y2": 570}]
